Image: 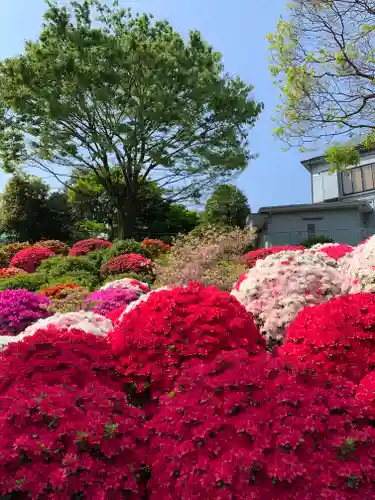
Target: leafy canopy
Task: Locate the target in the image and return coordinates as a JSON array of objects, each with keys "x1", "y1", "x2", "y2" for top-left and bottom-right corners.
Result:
[
  {"x1": 268, "y1": 0, "x2": 375, "y2": 167},
  {"x1": 0, "y1": 0, "x2": 263, "y2": 236},
  {"x1": 203, "y1": 184, "x2": 250, "y2": 229}
]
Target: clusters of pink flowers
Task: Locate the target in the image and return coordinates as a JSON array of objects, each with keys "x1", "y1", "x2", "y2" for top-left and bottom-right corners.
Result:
[
  {"x1": 311, "y1": 242, "x2": 353, "y2": 260},
  {"x1": 85, "y1": 287, "x2": 139, "y2": 316},
  {"x1": 69, "y1": 238, "x2": 112, "y2": 256},
  {"x1": 10, "y1": 247, "x2": 55, "y2": 273},
  {"x1": 242, "y1": 245, "x2": 304, "y2": 268},
  {"x1": 0, "y1": 289, "x2": 50, "y2": 337},
  {"x1": 101, "y1": 253, "x2": 154, "y2": 275},
  {"x1": 232, "y1": 249, "x2": 344, "y2": 344},
  {"x1": 100, "y1": 277, "x2": 150, "y2": 295},
  {"x1": 0, "y1": 267, "x2": 26, "y2": 278}
]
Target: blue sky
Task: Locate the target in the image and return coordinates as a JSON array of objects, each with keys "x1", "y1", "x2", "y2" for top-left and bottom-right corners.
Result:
[{"x1": 0, "y1": 0, "x2": 311, "y2": 211}]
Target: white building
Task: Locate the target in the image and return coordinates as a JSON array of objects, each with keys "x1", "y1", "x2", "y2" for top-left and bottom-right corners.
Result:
[{"x1": 256, "y1": 147, "x2": 375, "y2": 247}]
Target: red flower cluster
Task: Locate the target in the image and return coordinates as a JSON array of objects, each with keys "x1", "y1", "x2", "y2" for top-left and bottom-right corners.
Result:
[
  {"x1": 69, "y1": 238, "x2": 112, "y2": 257},
  {"x1": 10, "y1": 247, "x2": 55, "y2": 273},
  {"x1": 281, "y1": 293, "x2": 375, "y2": 382},
  {"x1": 39, "y1": 282, "x2": 83, "y2": 299},
  {"x1": 0, "y1": 328, "x2": 147, "y2": 498},
  {"x1": 101, "y1": 253, "x2": 154, "y2": 276},
  {"x1": 109, "y1": 282, "x2": 264, "y2": 405},
  {"x1": 141, "y1": 238, "x2": 170, "y2": 257},
  {"x1": 33, "y1": 239, "x2": 70, "y2": 255},
  {"x1": 242, "y1": 245, "x2": 304, "y2": 268},
  {"x1": 148, "y1": 351, "x2": 375, "y2": 499},
  {"x1": 356, "y1": 371, "x2": 375, "y2": 418},
  {"x1": 0, "y1": 267, "x2": 26, "y2": 278},
  {"x1": 319, "y1": 243, "x2": 353, "y2": 260}
]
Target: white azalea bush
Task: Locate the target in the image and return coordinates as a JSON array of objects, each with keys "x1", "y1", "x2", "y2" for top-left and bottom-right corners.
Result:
[
  {"x1": 231, "y1": 251, "x2": 345, "y2": 345},
  {"x1": 100, "y1": 277, "x2": 150, "y2": 295}
]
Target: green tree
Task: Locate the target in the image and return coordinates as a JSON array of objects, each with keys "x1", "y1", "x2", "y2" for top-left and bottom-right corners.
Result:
[
  {"x1": 0, "y1": 0, "x2": 263, "y2": 238},
  {"x1": 203, "y1": 184, "x2": 250, "y2": 229},
  {"x1": 0, "y1": 175, "x2": 74, "y2": 242},
  {"x1": 268, "y1": 0, "x2": 375, "y2": 166}
]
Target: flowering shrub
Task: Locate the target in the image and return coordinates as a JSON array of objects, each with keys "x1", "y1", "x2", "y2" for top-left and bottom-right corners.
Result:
[
  {"x1": 356, "y1": 371, "x2": 375, "y2": 418},
  {"x1": 101, "y1": 253, "x2": 154, "y2": 276},
  {"x1": 110, "y1": 282, "x2": 264, "y2": 404},
  {"x1": 0, "y1": 266, "x2": 27, "y2": 278},
  {"x1": 148, "y1": 352, "x2": 374, "y2": 499},
  {"x1": 0, "y1": 328, "x2": 147, "y2": 498},
  {"x1": 100, "y1": 277, "x2": 150, "y2": 295},
  {"x1": 232, "y1": 251, "x2": 344, "y2": 345},
  {"x1": 0, "y1": 273, "x2": 46, "y2": 292},
  {"x1": 69, "y1": 237, "x2": 112, "y2": 257},
  {"x1": 85, "y1": 287, "x2": 139, "y2": 316},
  {"x1": 33, "y1": 239, "x2": 70, "y2": 255},
  {"x1": 242, "y1": 245, "x2": 304, "y2": 268},
  {"x1": 0, "y1": 289, "x2": 50, "y2": 337},
  {"x1": 281, "y1": 293, "x2": 375, "y2": 382},
  {"x1": 39, "y1": 282, "x2": 84, "y2": 299},
  {"x1": 2, "y1": 241, "x2": 30, "y2": 260},
  {"x1": 48, "y1": 288, "x2": 91, "y2": 314},
  {"x1": 102, "y1": 238, "x2": 151, "y2": 260},
  {"x1": 141, "y1": 238, "x2": 170, "y2": 257},
  {"x1": 10, "y1": 246, "x2": 55, "y2": 273},
  {"x1": 22, "y1": 311, "x2": 113, "y2": 339},
  {"x1": 312, "y1": 242, "x2": 353, "y2": 260}
]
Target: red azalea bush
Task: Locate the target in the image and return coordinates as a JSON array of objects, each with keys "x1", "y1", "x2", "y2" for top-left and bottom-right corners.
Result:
[
  {"x1": 147, "y1": 351, "x2": 375, "y2": 499},
  {"x1": 0, "y1": 328, "x2": 147, "y2": 498},
  {"x1": 141, "y1": 238, "x2": 170, "y2": 257},
  {"x1": 33, "y1": 239, "x2": 70, "y2": 255},
  {"x1": 0, "y1": 267, "x2": 27, "y2": 278},
  {"x1": 109, "y1": 282, "x2": 265, "y2": 405},
  {"x1": 39, "y1": 282, "x2": 84, "y2": 299},
  {"x1": 281, "y1": 293, "x2": 375, "y2": 382},
  {"x1": 101, "y1": 253, "x2": 154, "y2": 276},
  {"x1": 356, "y1": 371, "x2": 375, "y2": 418},
  {"x1": 69, "y1": 238, "x2": 112, "y2": 257},
  {"x1": 0, "y1": 289, "x2": 51, "y2": 336},
  {"x1": 242, "y1": 245, "x2": 304, "y2": 268},
  {"x1": 318, "y1": 243, "x2": 353, "y2": 260},
  {"x1": 10, "y1": 247, "x2": 55, "y2": 273}
]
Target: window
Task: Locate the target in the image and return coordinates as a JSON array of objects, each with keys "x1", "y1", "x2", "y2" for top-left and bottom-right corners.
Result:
[
  {"x1": 341, "y1": 163, "x2": 375, "y2": 195},
  {"x1": 307, "y1": 223, "x2": 315, "y2": 235}
]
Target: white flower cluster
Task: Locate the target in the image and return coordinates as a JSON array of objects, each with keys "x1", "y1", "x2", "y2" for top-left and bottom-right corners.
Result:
[
  {"x1": 100, "y1": 277, "x2": 150, "y2": 295},
  {"x1": 343, "y1": 235, "x2": 375, "y2": 292},
  {"x1": 232, "y1": 253, "x2": 345, "y2": 345},
  {"x1": 254, "y1": 249, "x2": 337, "y2": 270}
]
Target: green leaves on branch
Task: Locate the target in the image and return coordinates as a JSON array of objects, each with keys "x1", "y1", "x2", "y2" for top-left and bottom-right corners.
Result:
[{"x1": 203, "y1": 184, "x2": 250, "y2": 229}]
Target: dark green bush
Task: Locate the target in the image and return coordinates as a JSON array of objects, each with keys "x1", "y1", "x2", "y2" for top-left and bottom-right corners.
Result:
[
  {"x1": 301, "y1": 235, "x2": 334, "y2": 248},
  {"x1": 37, "y1": 255, "x2": 99, "y2": 280},
  {"x1": 0, "y1": 274, "x2": 46, "y2": 291},
  {"x1": 45, "y1": 272, "x2": 99, "y2": 290},
  {"x1": 102, "y1": 239, "x2": 151, "y2": 262}
]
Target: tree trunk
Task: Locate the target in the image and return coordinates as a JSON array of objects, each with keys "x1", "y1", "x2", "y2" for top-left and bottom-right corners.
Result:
[{"x1": 115, "y1": 196, "x2": 137, "y2": 239}]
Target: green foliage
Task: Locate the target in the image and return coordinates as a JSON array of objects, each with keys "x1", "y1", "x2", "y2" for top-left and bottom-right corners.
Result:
[
  {"x1": 102, "y1": 239, "x2": 151, "y2": 262},
  {"x1": 37, "y1": 255, "x2": 99, "y2": 281},
  {"x1": 268, "y1": 1, "x2": 375, "y2": 159},
  {"x1": 0, "y1": 175, "x2": 75, "y2": 243},
  {"x1": 0, "y1": 0, "x2": 262, "y2": 237},
  {"x1": 325, "y1": 144, "x2": 361, "y2": 171},
  {"x1": 203, "y1": 184, "x2": 250, "y2": 229},
  {"x1": 0, "y1": 274, "x2": 46, "y2": 292},
  {"x1": 45, "y1": 272, "x2": 99, "y2": 291},
  {"x1": 300, "y1": 235, "x2": 334, "y2": 248}
]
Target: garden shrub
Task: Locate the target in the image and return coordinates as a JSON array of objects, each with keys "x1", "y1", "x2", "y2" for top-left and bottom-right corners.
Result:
[
  {"x1": 155, "y1": 226, "x2": 257, "y2": 291},
  {"x1": 102, "y1": 238, "x2": 151, "y2": 261},
  {"x1": 0, "y1": 328, "x2": 147, "y2": 498},
  {"x1": 103, "y1": 271, "x2": 155, "y2": 287},
  {"x1": 312, "y1": 242, "x2": 353, "y2": 260},
  {"x1": 242, "y1": 245, "x2": 304, "y2": 268},
  {"x1": 10, "y1": 247, "x2": 55, "y2": 273},
  {"x1": 22, "y1": 311, "x2": 113, "y2": 339},
  {"x1": 38, "y1": 255, "x2": 99, "y2": 280},
  {"x1": 281, "y1": 293, "x2": 375, "y2": 383},
  {"x1": 48, "y1": 288, "x2": 91, "y2": 314},
  {"x1": 100, "y1": 253, "x2": 154, "y2": 276},
  {"x1": 0, "y1": 273, "x2": 46, "y2": 292},
  {"x1": 232, "y1": 250, "x2": 344, "y2": 345},
  {"x1": 0, "y1": 289, "x2": 50, "y2": 337},
  {"x1": 356, "y1": 371, "x2": 375, "y2": 418},
  {"x1": 140, "y1": 238, "x2": 170, "y2": 258},
  {"x1": 69, "y1": 237, "x2": 112, "y2": 256},
  {"x1": 0, "y1": 267, "x2": 27, "y2": 279},
  {"x1": 39, "y1": 282, "x2": 85, "y2": 299},
  {"x1": 110, "y1": 282, "x2": 264, "y2": 407},
  {"x1": 85, "y1": 288, "x2": 139, "y2": 316},
  {"x1": 100, "y1": 277, "x2": 150, "y2": 295},
  {"x1": 46, "y1": 272, "x2": 99, "y2": 290},
  {"x1": 33, "y1": 239, "x2": 70, "y2": 255},
  {"x1": 0, "y1": 248, "x2": 10, "y2": 267},
  {"x1": 1, "y1": 241, "x2": 30, "y2": 261},
  {"x1": 147, "y1": 351, "x2": 373, "y2": 499},
  {"x1": 300, "y1": 234, "x2": 334, "y2": 247}
]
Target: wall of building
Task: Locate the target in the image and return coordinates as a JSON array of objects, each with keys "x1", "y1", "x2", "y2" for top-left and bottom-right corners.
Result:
[{"x1": 261, "y1": 208, "x2": 365, "y2": 246}]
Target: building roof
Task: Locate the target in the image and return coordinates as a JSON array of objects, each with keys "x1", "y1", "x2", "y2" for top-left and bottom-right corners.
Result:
[
  {"x1": 301, "y1": 145, "x2": 375, "y2": 172},
  {"x1": 258, "y1": 200, "x2": 373, "y2": 214}
]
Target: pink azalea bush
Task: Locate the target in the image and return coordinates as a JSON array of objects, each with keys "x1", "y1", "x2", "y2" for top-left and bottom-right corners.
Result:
[
  {"x1": 100, "y1": 277, "x2": 150, "y2": 295},
  {"x1": 0, "y1": 289, "x2": 51, "y2": 339},
  {"x1": 10, "y1": 247, "x2": 55, "y2": 273},
  {"x1": 85, "y1": 287, "x2": 139, "y2": 316},
  {"x1": 232, "y1": 249, "x2": 345, "y2": 345}
]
